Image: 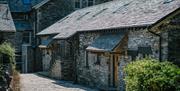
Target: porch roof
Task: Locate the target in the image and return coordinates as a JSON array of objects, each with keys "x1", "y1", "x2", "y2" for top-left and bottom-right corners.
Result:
[
  {"x1": 86, "y1": 32, "x2": 126, "y2": 52},
  {"x1": 37, "y1": 0, "x2": 180, "y2": 39}
]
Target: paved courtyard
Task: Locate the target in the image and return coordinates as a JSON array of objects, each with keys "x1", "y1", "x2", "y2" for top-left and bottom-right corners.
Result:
[{"x1": 20, "y1": 74, "x2": 97, "y2": 91}]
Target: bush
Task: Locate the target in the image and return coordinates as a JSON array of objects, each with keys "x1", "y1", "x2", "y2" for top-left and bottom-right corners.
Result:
[
  {"x1": 124, "y1": 58, "x2": 180, "y2": 91},
  {"x1": 0, "y1": 42, "x2": 16, "y2": 90},
  {"x1": 0, "y1": 42, "x2": 15, "y2": 65}
]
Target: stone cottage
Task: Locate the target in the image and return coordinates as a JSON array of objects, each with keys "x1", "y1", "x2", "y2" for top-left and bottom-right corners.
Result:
[
  {"x1": 0, "y1": 1, "x2": 16, "y2": 45},
  {"x1": 37, "y1": 0, "x2": 180, "y2": 90}
]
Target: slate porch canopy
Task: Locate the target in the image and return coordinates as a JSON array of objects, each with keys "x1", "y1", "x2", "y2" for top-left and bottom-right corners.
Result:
[{"x1": 86, "y1": 32, "x2": 126, "y2": 52}]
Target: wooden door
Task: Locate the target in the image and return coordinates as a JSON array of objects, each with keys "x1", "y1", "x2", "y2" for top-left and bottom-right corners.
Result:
[{"x1": 109, "y1": 54, "x2": 119, "y2": 88}]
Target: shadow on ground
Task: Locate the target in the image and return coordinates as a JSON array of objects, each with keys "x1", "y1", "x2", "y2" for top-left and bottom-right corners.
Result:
[{"x1": 35, "y1": 72, "x2": 97, "y2": 91}]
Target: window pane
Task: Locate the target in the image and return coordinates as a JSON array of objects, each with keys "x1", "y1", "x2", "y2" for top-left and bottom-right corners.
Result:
[
  {"x1": 88, "y1": 0, "x2": 94, "y2": 6},
  {"x1": 75, "y1": 0, "x2": 80, "y2": 8},
  {"x1": 23, "y1": 32, "x2": 30, "y2": 43}
]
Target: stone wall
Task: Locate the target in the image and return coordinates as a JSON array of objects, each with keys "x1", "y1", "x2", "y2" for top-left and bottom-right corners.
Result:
[
  {"x1": 76, "y1": 32, "x2": 110, "y2": 88},
  {"x1": 167, "y1": 13, "x2": 180, "y2": 66},
  {"x1": 76, "y1": 29, "x2": 159, "y2": 89},
  {"x1": 42, "y1": 39, "x2": 76, "y2": 81},
  {"x1": 118, "y1": 55, "x2": 129, "y2": 91},
  {"x1": 2, "y1": 32, "x2": 15, "y2": 45},
  {"x1": 128, "y1": 28, "x2": 160, "y2": 60},
  {"x1": 77, "y1": 32, "x2": 100, "y2": 71},
  {"x1": 161, "y1": 32, "x2": 168, "y2": 61},
  {"x1": 32, "y1": 0, "x2": 74, "y2": 33}
]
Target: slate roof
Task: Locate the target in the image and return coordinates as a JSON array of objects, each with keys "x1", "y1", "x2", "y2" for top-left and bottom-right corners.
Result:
[
  {"x1": 0, "y1": 3, "x2": 16, "y2": 32},
  {"x1": 14, "y1": 20, "x2": 32, "y2": 31},
  {"x1": 86, "y1": 32, "x2": 126, "y2": 52},
  {"x1": 37, "y1": 0, "x2": 180, "y2": 39},
  {"x1": 9, "y1": 0, "x2": 47, "y2": 12}
]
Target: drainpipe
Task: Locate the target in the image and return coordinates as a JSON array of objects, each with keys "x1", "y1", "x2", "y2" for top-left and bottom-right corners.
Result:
[
  {"x1": 33, "y1": 9, "x2": 38, "y2": 72},
  {"x1": 147, "y1": 28, "x2": 162, "y2": 62}
]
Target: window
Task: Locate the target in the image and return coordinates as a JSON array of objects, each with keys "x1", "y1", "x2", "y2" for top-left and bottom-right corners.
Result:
[
  {"x1": 88, "y1": 0, "x2": 95, "y2": 6},
  {"x1": 95, "y1": 54, "x2": 101, "y2": 65},
  {"x1": 138, "y1": 46, "x2": 152, "y2": 58},
  {"x1": 58, "y1": 16, "x2": 69, "y2": 23},
  {"x1": 12, "y1": 13, "x2": 28, "y2": 20},
  {"x1": 163, "y1": 0, "x2": 174, "y2": 4},
  {"x1": 113, "y1": 1, "x2": 132, "y2": 14},
  {"x1": 75, "y1": 0, "x2": 81, "y2": 9},
  {"x1": 23, "y1": 0, "x2": 31, "y2": 4},
  {"x1": 22, "y1": 32, "x2": 31, "y2": 44}
]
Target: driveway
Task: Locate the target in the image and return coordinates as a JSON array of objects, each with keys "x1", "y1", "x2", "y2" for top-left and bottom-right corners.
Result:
[{"x1": 20, "y1": 73, "x2": 97, "y2": 91}]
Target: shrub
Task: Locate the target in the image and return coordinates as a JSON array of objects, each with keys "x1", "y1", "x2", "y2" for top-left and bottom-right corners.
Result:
[
  {"x1": 124, "y1": 58, "x2": 180, "y2": 91},
  {"x1": 0, "y1": 42, "x2": 15, "y2": 65},
  {"x1": 0, "y1": 42, "x2": 17, "y2": 90}
]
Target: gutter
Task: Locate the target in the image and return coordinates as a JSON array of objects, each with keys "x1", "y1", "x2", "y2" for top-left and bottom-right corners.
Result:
[{"x1": 147, "y1": 27, "x2": 162, "y2": 62}]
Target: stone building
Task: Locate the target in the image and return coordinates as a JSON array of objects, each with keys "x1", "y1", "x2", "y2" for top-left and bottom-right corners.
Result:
[
  {"x1": 0, "y1": 1, "x2": 16, "y2": 45},
  {"x1": 3, "y1": 0, "x2": 113, "y2": 72},
  {"x1": 7, "y1": 0, "x2": 45, "y2": 72},
  {"x1": 37, "y1": 0, "x2": 180, "y2": 90}
]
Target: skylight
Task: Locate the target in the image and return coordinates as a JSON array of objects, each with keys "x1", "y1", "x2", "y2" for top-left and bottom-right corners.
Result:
[
  {"x1": 58, "y1": 16, "x2": 69, "y2": 23},
  {"x1": 163, "y1": 0, "x2": 174, "y2": 4},
  {"x1": 92, "y1": 8, "x2": 108, "y2": 17},
  {"x1": 113, "y1": 1, "x2": 132, "y2": 14},
  {"x1": 77, "y1": 12, "x2": 90, "y2": 20}
]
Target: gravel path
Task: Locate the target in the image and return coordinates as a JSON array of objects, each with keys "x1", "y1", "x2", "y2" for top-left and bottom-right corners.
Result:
[{"x1": 20, "y1": 74, "x2": 97, "y2": 91}]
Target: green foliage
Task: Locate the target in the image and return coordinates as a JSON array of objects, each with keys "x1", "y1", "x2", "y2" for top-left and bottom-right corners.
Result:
[
  {"x1": 124, "y1": 58, "x2": 180, "y2": 91},
  {"x1": 0, "y1": 42, "x2": 15, "y2": 65},
  {"x1": 0, "y1": 42, "x2": 15, "y2": 77}
]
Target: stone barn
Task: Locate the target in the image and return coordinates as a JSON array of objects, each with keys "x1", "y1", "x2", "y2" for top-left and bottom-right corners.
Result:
[{"x1": 37, "y1": 0, "x2": 180, "y2": 90}]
